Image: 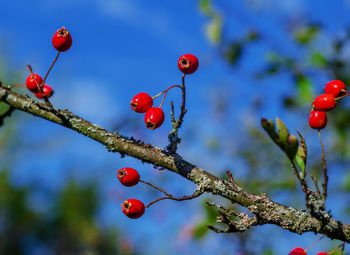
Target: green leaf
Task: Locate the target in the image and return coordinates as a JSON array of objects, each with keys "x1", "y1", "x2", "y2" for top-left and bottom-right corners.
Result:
[
  {"x1": 294, "y1": 73, "x2": 313, "y2": 103},
  {"x1": 224, "y1": 42, "x2": 242, "y2": 65},
  {"x1": 193, "y1": 223, "x2": 209, "y2": 239},
  {"x1": 199, "y1": 0, "x2": 213, "y2": 16},
  {"x1": 294, "y1": 131, "x2": 307, "y2": 177},
  {"x1": 246, "y1": 31, "x2": 260, "y2": 42},
  {"x1": 276, "y1": 118, "x2": 289, "y2": 142},
  {"x1": 342, "y1": 172, "x2": 350, "y2": 191},
  {"x1": 261, "y1": 118, "x2": 299, "y2": 161},
  {"x1": 294, "y1": 24, "x2": 320, "y2": 45},
  {"x1": 263, "y1": 250, "x2": 274, "y2": 255},
  {"x1": 310, "y1": 52, "x2": 327, "y2": 68},
  {"x1": 206, "y1": 16, "x2": 222, "y2": 44},
  {"x1": 203, "y1": 200, "x2": 219, "y2": 221}
]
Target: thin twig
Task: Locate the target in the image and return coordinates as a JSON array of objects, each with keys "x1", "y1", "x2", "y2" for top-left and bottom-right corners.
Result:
[
  {"x1": 311, "y1": 176, "x2": 321, "y2": 198},
  {"x1": 165, "y1": 75, "x2": 187, "y2": 154},
  {"x1": 140, "y1": 179, "x2": 203, "y2": 208},
  {"x1": 206, "y1": 202, "x2": 259, "y2": 233},
  {"x1": 318, "y1": 130, "x2": 328, "y2": 200},
  {"x1": 206, "y1": 202, "x2": 238, "y2": 216},
  {"x1": 291, "y1": 162, "x2": 312, "y2": 209},
  {"x1": 291, "y1": 161, "x2": 309, "y2": 192},
  {"x1": 226, "y1": 169, "x2": 237, "y2": 187},
  {"x1": 170, "y1": 101, "x2": 176, "y2": 124}
]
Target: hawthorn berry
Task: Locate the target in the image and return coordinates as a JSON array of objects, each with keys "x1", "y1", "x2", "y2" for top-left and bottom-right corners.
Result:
[
  {"x1": 117, "y1": 167, "x2": 140, "y2": 187},
  {"x1": 313, "y1": 93, "x2": 336, "y2": 111},
  {"x1": 289, "y1": 247, "x2": 307, "y2": 255},
  {"x1": 52, "y1": 27, "x2": 72, "y2": 52},
  {"x1": 26, "y1": 74, "x2": 43, "y2": 93},
  {"x1": 316, "y1": 252, "x2": 328, "y2": 255},
  {"x1": 130, "y1": 92, "x2": 153, "y2": 113},
  {"x1": 144, "y1": 107, "x2": 165, "y2": 130},
  {"x1": 324, "y1": 80, "x2": 346, "y2": 96},
  {"x1": 309, "y1": 110, "x2": 327, "y2": 129},
  {"x1": 178, "y1": 54, "x2": 199, "y2": 75},
  {"x1": 34, "y1": 84, "x2": 54, "y2": 99},
  {"x1": 121, "y1": 199, "x2": 145, "y2": 219}
]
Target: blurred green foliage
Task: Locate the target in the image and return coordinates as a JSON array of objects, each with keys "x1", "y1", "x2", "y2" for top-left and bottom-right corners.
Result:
[{"x1": 0, "y1": 169, "x2": 134, "y2": 255}]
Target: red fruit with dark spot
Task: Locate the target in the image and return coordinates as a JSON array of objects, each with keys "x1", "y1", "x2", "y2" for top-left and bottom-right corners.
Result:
[
  {"x1": 122, "y1": 199, "x2": 145, "y2": 219},
  {"x1": 130, "y1": 92, "x2": 153, "y2": 113},
  {"x1": 313, "y1": 93, "x2": 336, "y2": 111},
  {"x1": 178, "y1": 54, "x2": 199, "y2": 74},
  {"x1": 26, "y1": 74, "x2": 43, "y2": 93},
  {"x1": 144, "y1": 107, "x2": 165, "y2": 130},
  {"x1": 289, "y1": 247, "x2": 307, "y2": 255},
  {"x1": 52, "y1": 27, "x2": 72, "y2": 52},
  {"x1": 309, "y1": 110, "x2": 327, "y2": 129},
  {"x1": 324, "y1": 80, "x2": 346, "y2": 96},
  {"x1": 117, "y1": 167, "x2": 140, "y2": 187},
  {"x1": 316, "y1": 252, "x2": 328, "y2": 255},
  {"x1": 35, "y1": 84, "x2": 54, "y2": 99}
]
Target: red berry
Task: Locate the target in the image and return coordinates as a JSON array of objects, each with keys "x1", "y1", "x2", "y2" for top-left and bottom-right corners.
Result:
[
  {"x1": 130, "y1": 92, "x2": 153, "y2": 113},
  {"x1": 26, "y1": 74, "x2": 43, "y2": 93},
  {"x1": 144, "y1": 107, "x2": 165, "y2": 130},
  {"x1": 34, "y1": 84, "x2": 54, "y2": 99},
  {"x1": 121, "y1": 199, "x2": 145, "y2": 219},
  {"x1": 324, "y1": 80, "x2": 346, "y2": 96},
  {"x1": 316, "y1": 253, "x2": 328, "y2": 255},
  {"x1": 313, "y1": 93, "x2": 336, "y2": 111},
  {"x1": 309, "y1": 110, "x2": 327, "y2": 129},
  {"x1": 178, "y1": 54, "x2": 199, "y2": 74},
  {"x1": 117, "y1": 167, "x2": 140, "y2": 187},
  {"x1": 289, "y1": 247, "x2": 307, "y2": 255},
  {"x1": 52, "y1": 27, "x2": 72, "y2": 52}
]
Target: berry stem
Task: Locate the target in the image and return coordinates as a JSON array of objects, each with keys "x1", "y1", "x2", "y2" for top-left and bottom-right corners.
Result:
[
  {"x1": 318, "y1": 129, "x2": 328, "y2": 200},
  {"x1": 335, "y1": 92, "x2": 350, "y2": 101},
  {"x1": 159, "y1": 90, "x2": 168, "y2": 108},
  {"x1": 328, "y1": 242, "x2": 345, "y2": 255},
  {"x1": 152, "y1": 85, "x2": 182, "y2": 100},
  {"x1": 140, "y1": 179, "x2": 202, "y2": 208},
  {"x1": 42, "y1": 51, "x2": 60, "y2": 87},
  {"x1": 305, "y1": 235, "x2": 325, "y2": 252},
  {"x1": 26, "y1": 65, "x2": 54, "y2": 109}
]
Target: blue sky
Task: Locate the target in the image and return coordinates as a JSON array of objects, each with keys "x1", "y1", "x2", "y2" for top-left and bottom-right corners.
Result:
[{"x1": 2, "y1": 0, "x2": 350, "y2": 254}]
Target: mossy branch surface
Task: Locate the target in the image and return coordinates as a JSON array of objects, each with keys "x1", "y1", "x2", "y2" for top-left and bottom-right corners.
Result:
[{"x1": 1, "y1": 86, "x2": 350, "y2": 242}]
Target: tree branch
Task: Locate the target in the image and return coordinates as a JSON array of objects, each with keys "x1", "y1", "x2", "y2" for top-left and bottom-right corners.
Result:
[{"x1": 1, "y1": 86, "x2": 350, "y2": 243}]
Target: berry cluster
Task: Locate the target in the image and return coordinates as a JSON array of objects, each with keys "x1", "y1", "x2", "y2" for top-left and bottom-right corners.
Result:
[
  {"x1": 117, "y1": 167, "x2": 145, "y2": 219},
  {"x1": 120, "y1": 54, "x2": 199, "y2": 218},
  {"x1": 25, "y1": 27, "x2": 72, "y2": 100},
  {"x1": 130, "y1": 54, "x2": 199, "y2": 130},
  {"x1": 309, "y1": 80, "x2": 347, "y2": 129}
]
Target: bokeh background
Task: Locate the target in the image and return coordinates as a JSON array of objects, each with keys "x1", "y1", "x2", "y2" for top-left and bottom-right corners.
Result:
[{"x1": 1, "y1": 0, "x2": 350, "y2": 254}]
